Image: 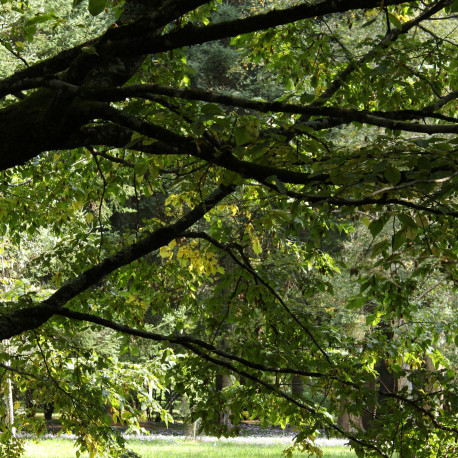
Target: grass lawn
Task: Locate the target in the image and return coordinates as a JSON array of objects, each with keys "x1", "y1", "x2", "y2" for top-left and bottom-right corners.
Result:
[{"x1": 23, "y1": 438, "x2": 357, "y2": 457}]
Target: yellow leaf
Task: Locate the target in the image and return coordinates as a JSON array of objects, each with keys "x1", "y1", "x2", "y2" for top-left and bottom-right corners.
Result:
[
  {"x1": 159, "y1": 246, "x2": 170, "y2": 258},
  {"x1": 253, "y1": 237, "x2": 262, "y2": 255},
  {"x1": 361, "y1": 216, "x2": 371, "y2": 227}
]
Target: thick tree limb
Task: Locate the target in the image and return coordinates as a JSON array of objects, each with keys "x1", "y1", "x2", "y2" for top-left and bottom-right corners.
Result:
[
  {"x1": 0, "y1": 0, "x2": 210, "y2": 92},
  {"x1": 3, "y1": 79, "x2": 457, "y2": 132},
  {"x1": 66, "y1": 122, "x2": 458, "y2": 218},
  {"x1": 75, "y1": 83, "x2": 458, "y2": 133},
  {"x1": 54, "y1": 309, "x2": 329, "y2": 379},
  {"x1": 108, "y1": 0, "x2": 416, "y2": 58},
  {"x1": 0, "y1": 184, "x2": 235, "y2": 340},
  {"x1": 54, "y1": 308, "x2": 387, "y2": 456},
  {"x1": 51, "y1": 308, "x2": 458, "y2": 437}
]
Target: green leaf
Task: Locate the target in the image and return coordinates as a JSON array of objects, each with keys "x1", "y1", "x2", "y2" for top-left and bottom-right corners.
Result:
[
  {"x1": 88, "y1": 0, "x2": 106, "y2": 16},
  {"x1": 134, "y1": 163, "x2": 148, "y2": 177},
  {"x1": 81, "y1": 46, "x2": 98, "y2": 55},
  {"x1": 450, "y1": 0, "x2": 458, "y2": 13},
  {"x1": 384, "y1": 165, "x2": 401, "y2": 185},
  {"x1": 397, "y1": 214, "x2": 417, "y2": 228},
  {"x1": 362, "y1": 17, "x2": 378, "y2": 28},
  {"x1": 369, "y1": 218, "x2": 385, "y2": 238},
  {"x1": 26, "y1": 14, "x2": 55, "y2": 27},
  {"x1": 221, "y1": 171, "x2": 243, "y2": 186},
  {"x1": 347, "y1": 296, "x2": 366, "y2": 310},
  {"x1": 405, "y1": 225, "x2": 418, "y2": 241},
  {"x1": 388, "y1": 13, "x2": 402, "y2": 30},
  {"x1": 392, "y1": 230, "x2": 405, "y2": 251},
  {"x1": 73, "y1": 0, "x2": 85, "y2": 6},
  {"x1": 201, "y1": 104, "x2": 224, "y2": 116},
  {"x1": 366, "y1": 312, "x2": 381, "y2": 327},
  {"x1": 417, "y1": 156, "x2": 431, "y2": 171},
  {"x1": 252, "y1": 237, "x2": 262, "y2": 255},
  {"x1": 234, "y1": 126, "x2": 253, "y2": 146}
]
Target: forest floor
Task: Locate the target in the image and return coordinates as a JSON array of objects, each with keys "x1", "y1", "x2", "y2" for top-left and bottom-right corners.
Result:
[{"x1": 42, "y1": 420, "x2": 347, "y2": 446}]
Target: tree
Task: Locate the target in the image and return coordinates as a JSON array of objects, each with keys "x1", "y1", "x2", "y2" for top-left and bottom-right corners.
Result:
[{"x1": 0, "y1": 0, "x2": 457, "y2": 456}]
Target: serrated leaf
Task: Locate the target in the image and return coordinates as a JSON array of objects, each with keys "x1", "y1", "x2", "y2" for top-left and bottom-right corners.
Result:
[
  {"x1": 85, "y1": 212, "x2": 94, "y2": 224},
  {"x1": 384, "y1": 165, "x2": 401, "y2": 185},
  {"x1": 88, "y1": 0, "x2": 106, "y2": 16}
]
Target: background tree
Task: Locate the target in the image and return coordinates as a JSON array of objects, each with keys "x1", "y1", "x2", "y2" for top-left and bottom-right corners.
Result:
[{"x1": 0, "y1": 0, "x2": 457, "y2": 456}]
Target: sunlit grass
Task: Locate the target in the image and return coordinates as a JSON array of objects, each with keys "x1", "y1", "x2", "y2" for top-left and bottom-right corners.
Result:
[{"x1": 23, "y1": 438, "x2": 356, "y2": 457}]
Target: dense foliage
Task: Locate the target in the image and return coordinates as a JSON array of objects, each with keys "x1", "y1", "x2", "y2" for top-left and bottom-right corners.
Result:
[{"x1": 0, "y1": 0, "x2": 457, "y2": 456}]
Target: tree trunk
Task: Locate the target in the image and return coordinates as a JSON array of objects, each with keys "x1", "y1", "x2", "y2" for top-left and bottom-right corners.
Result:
[
  {"x1": 291, "y1": 375, "x2": 304, "y2": 398},
  {"x1": 216, "y1": 373, "x2": 232, "y2": 433},
  {"x1": 337, "y1": 398, "x2": 363, "y2": 433},
  {"x1": 4, "y1": 372, "x2": 14, "y2": 433},
  {"x1": 44, "y1": 402, "x2": 54, "y2": 421}
]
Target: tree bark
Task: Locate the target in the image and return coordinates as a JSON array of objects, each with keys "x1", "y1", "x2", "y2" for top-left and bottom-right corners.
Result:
[{"x1": 216, "y1": 373, "x2": 232, "y2": 433}]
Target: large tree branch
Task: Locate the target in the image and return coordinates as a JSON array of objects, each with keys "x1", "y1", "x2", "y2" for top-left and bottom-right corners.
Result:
[
  {"x1": 1, "y1": 1, "x2": 449, "y2": 172},
  {"x1": 262, "y1": 184, "x2": 458, "y2": 217},
  {"x1": 54, "y1": 308, "x2": 387, "y2": 456},
  {"x1": 0, "y1": 0, "x2": 210, "y2": 171},
  {"x1": 0, "y1": 184, "x2": 235, "y2": 340},
  {"x1": 0, "y1": 0, "x2": 210, "y2": 92},
  {"x1": 67, "y1": 122, "x2": 458, "y2": 219},
  {"x1": 73, "y1": 82, "x2": 458, "y2": 133},
  {"x1": 107, "y1": 0, "x2": 415, "y2": 58},
  {"x1": 54, "y1": 308, "x2": 458, "y2": 437},
  {"x1": 0, "y1": 0, "x2": 406, "y2": 95},
  {"x1": 55, "y1": 309, "x2": 330, "y2": 379},
  {"x1": 74, "y1": 107, "x2": 458, "y2": 203},
  {"x1": 4, "y1": 78, "x2": 458, "y2": 129}
]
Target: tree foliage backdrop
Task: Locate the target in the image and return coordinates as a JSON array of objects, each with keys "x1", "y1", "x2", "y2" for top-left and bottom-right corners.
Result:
[{"x1": 0, "y1": 0, "x2": 457, "y2": 456}]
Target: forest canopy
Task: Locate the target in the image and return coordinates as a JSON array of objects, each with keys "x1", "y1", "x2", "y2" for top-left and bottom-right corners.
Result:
[{"x1": 0, "y1": 0, "x2": 457, "y2": 456}]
